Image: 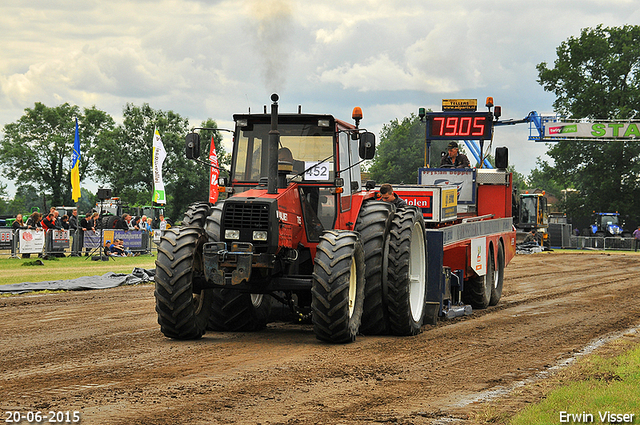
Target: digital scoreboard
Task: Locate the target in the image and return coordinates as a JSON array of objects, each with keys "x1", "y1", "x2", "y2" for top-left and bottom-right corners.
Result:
[{"x1": 426, "y1": 112, "x2": 493, "y2": 141}]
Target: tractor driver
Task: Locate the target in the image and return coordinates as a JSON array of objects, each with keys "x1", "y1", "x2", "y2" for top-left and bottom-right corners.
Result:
[
  {"x1": 278, "y1": 147, "x2": 304, "y2": 174},
  {"x1": 440, "y1": 141, "x2": 471, "y2": 168}
]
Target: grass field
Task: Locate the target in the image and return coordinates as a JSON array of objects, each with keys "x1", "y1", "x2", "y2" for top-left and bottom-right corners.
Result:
[
  {"x1": 509, "y1": 336, "x2": 640, "y2": 425},
  {"x1": 0, "y1": 255, "x2": 157, "y2": 286}
]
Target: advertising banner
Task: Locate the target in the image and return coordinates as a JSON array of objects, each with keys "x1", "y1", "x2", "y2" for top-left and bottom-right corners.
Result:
[
  {"x1": 100, "y1": 230, "x2": 146, "y2": 250},
  {"x1": 152, "y1": 128, "x2": 167, "y2": 204},
  {"x1": 418, "y1": 169, "x2": 476, "y2": 204},
  {"x1": 0, "y1": 227, "x2": 12, "y2": 250},
  {"x1": 209, "y1": 136, "x2": 220, "y2": 204},
  {"x1": 115, "y1": 230, "x2": 144, "y2": 249},
  {"x1": 19, "y1": 229, "x2": 45, "y2": 254},
  {"x1": 545, "y1": 122, "x2": 640, "y2": 139},
  {"x1": 51, "y1": 230, "x2": 70, "y2": 250},
  {"x1": 83, "y1": 231, "x2": 101, "y2": 249}
]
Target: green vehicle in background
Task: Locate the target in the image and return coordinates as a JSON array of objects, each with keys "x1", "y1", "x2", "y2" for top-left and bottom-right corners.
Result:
[{"x1": 3, "y1": 207, "x2": 41, "y2": 227}]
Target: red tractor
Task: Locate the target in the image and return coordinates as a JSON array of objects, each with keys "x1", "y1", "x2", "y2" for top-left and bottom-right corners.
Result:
[
  {"x1": 154, "y1": 94, "x2": 428, "y2": 343},
  {"x1": 154, "y1": 94, "x2": 515, "y2": 343}
]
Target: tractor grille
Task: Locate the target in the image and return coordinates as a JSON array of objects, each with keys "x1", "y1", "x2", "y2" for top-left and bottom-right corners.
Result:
[{"x1": 223, "y1": 202, "x2": 270, "y2": 230}]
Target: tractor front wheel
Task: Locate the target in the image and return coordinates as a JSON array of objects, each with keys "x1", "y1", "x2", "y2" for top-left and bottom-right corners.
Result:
[
  {"x1": 311, "y1": 230, "x2": 365, "y2": 343},
  {"x1": 154, "y1": 227, "x2": 212, "y2": 339}
]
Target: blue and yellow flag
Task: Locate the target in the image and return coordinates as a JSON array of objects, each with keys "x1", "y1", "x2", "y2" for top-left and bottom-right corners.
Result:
[{"x1": 71, "y1": 118, "x2": 81, "y2": 202}]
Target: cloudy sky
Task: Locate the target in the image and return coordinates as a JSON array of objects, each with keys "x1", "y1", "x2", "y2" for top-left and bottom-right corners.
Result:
[{"x1": 1, "y1": 0, "x2": 639, "y2": 195}]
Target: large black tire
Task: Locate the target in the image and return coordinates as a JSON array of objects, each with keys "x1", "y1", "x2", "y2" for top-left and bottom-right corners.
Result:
[
  {"x1": 311, "y1": 230, "x2": 366, "y2": 343},
  {"x1": 463, "y1": 245, "x2": 494, "y2": 309},
  {"x1": 154, "y1": 227, "x2": 212, "y2": 339},
  {"x1": 208, "y1": 291, "x2": 271, "y2": 331},
  {"x1": 100, "y1": 215, "x2": 118, "y2": 229},
  {"x1": 202, "y1": 201, "x2": 271, "y2": 332},
  {"x1": 182, "y1": 201, "x2": 211, "y2": 227},
  {"x1": 386, "y1": 207, "x2": 427, "y2": 336},
  {"x1": 489, "y1": 242, "x2": 505, "y2": 306},
  {"x1": 354, "y1": 201, "x2": 393, "y2": 335}
]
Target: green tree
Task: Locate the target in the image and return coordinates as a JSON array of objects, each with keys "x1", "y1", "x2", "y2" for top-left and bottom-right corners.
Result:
[
  {"x1": 369, "y1": 113, "x2": 451, "y2": 184},
  {"x1": 0, "y1": 102, "x2": 115, "y2": 207},
  {"x1": 0, "y1": 182, "x2": 8, "y2": 215},
  {"x1": 7, "y1": 184, "x2": 46, "y2": 216},
  {"x1": 533, "y1": 25, "x2": 640, "y2": 229},
  {"x1": 77, "y1": 188, "x2": 96, "y2": 215},
  {"x1": 167, "y1": 118, "x2": 229, "y2": 219},
  {"x1": 92, "y1": 104, "x2": 226, "y2": 221}
]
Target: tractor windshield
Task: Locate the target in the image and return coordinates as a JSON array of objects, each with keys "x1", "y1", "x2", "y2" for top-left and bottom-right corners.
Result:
[
  {"x1": 600, "y1": 215, "x2": 619, "y2": 227},
  {"x1": 232, "y1": 122, "x2": 335, "y2": 182},
  {"x1": 519, "y1": 197, "x2": 537, "y2": 225}
]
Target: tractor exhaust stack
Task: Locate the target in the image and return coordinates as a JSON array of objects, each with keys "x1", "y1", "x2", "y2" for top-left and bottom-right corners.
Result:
[{"x1": 268, "y1": 93, "x2": 280, "y2": 195}]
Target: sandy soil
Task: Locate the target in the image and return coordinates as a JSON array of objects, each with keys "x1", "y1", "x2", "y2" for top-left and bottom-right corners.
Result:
[{"x1": 2, "y1": 251, "x2": 640, "y2": 425}]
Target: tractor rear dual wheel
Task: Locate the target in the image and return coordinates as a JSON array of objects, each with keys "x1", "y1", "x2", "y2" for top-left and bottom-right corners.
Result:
[
  {"x1": 182, "y1": 201, "x2": 211, "y2": 227},
  {"x1": 354, "y1": 201, "x2": 393, "y2": 335},
  {"x1": 386, "y1": 207, "x2": 427, "y2": 336},
  {"x1": 312, "y1": 230, "x2": 365, "y2": 343}
]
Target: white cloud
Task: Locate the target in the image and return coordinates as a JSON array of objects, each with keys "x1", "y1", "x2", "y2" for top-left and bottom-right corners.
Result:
[{"x1": 2, "y1": 0, "x2": 640, "y2": 198}]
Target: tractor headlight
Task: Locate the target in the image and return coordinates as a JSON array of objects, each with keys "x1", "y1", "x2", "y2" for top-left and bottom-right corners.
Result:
[
  {"x1": 253, "y1": 230, "x2": 268, "y2": 241},
  {"x1": 225, "y1": 229, "x2": 240, "y2": 240}
]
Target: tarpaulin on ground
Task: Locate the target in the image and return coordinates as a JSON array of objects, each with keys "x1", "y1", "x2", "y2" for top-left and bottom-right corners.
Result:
[
  {"x1": 516, "y1": 241, "x2": 544, "y2": 255},
  {"x1": 0, "y1": 268, "x2": 155, "y2": 294}
]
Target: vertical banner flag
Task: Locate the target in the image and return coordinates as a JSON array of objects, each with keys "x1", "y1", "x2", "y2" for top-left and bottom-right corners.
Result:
[
  {"x1": 71, "y1": 118, "x2": 81, "y2": 202},
  {"x1": 152, "y1": 128, "x2": 167, "y2": 204},
  {"x1": 209, "y1": 136, "x2": 220, "y2": 204}
]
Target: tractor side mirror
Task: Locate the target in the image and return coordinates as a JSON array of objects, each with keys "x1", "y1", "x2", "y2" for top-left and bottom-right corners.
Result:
[
  {"x1": 359, "y1": 132, "x2": 376, "y2": 159},
  {"x1": 185, "y1": 133, "x2": 201, "y2": 159}
]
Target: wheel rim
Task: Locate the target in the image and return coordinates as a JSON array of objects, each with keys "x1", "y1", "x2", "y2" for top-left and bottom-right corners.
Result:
[
  {"x1": 348, "y1": 259, "x2": 357, "y2": 318},
  {"x1": 409, "y1": 221, "x2": 426, "y2": 322},
  {"x1": 493, "y1": 254, "x2": 499, "y2": 289}
]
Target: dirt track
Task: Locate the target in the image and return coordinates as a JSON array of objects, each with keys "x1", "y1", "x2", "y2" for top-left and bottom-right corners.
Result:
[{"x1": 2, "y1": 251, "x2": 640, "y2": 425}]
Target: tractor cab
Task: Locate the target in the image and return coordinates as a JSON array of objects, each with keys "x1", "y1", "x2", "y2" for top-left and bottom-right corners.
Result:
[
  {"x1": 221, "y1": 105, "x2": 374, "y2": 247},
  {"x1": 591, "y1": 212, "x2": 624, "y2": 236},
  {"x1": 518, "y1": 193, "x2": 548, "y2": 231},
  {"x1": 231, "y1": 113, "x2": 345, "y2": 233}
]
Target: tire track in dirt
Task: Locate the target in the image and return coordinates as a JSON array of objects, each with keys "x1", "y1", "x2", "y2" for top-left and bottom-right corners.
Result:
[{"x1": 2, "y1": 252, "x2": 640, "y2": 424}]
